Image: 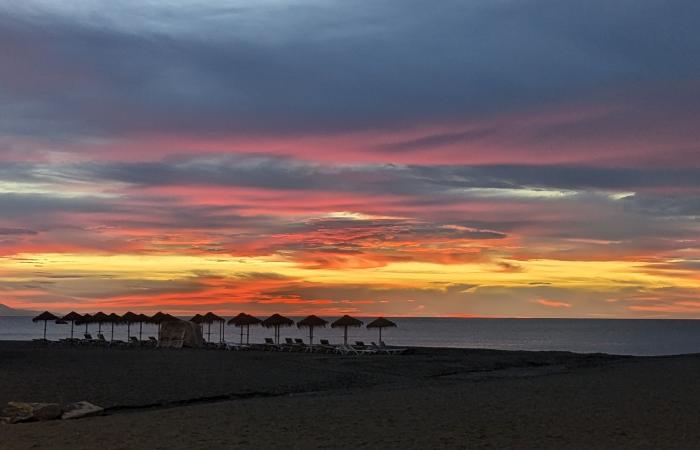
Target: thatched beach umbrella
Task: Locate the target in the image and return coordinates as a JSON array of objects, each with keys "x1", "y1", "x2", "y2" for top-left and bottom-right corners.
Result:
[
  {"x1": 121, "y1": 311, "x2": 142, "y2": 340},
  {"x1": 297, "y1": 315, "x2": 328, "y2": 345},
  {"x1": 366, "y1": 317, "x2": 397, "y2": 342},
  {"x1": 61, "y1": 311, "x2": 83, "y2": 340},
  {"x1": 189, "y1": 313, "x2": 205, "y2": 338},
  {"x1": 107, "y1": 313, "x2": 122, "y2": 342},
  {"x1": 76, "y1": 313, "x2": 92, "y2": 334},
  {"x1": 32, "y1": 311, "x2": 59, "y2": 340},
  {"x1": 227, "y1": 313, "x2": 261, "y2": 345},
  {"x1": 149, "y1": 311, "x2": 169, "y2": 340},
  {"x1": 203, "y1": 312, "x2": 225, "y2": 343},
  {"x1": 331, "y1": 315, "x2": 363, "y2": 345},
  {"x1": 261, "y1": 313, "x2": 294, "y2": 344},
  {"x1": 92, "y1": 311, "x2": 110, "y2": 335},
  {"x1": 137, "y1": 314, "x2": 150, "y2": 340}
]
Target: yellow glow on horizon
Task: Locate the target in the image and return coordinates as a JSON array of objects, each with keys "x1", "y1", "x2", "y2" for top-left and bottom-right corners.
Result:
[{"x1": 1, "y1": 253, "x2": 696, "y2": 293}]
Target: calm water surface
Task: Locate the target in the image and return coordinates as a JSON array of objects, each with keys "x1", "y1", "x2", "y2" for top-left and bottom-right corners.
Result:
[{"x1": 2, "y1": 316, "x2": 700, "y2": 356}]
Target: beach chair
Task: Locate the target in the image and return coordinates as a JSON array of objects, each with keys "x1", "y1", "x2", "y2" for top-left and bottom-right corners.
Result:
[
  {"x1": 95, "y1": 334, "x2": 109, "y2": 346},
  {"x1": 379, "y1": 341, "x2": 407, "y2": 355},
  {"x1": 128, "y1": 336, "x2": 140, "y2": 347},
  {"x1": 318, "y1": 339, "x2": 337, "y2": 353},
  {"x1": 264, "y1": 337, "x2": 282, "y2": 351},
  {"x1": 294, "y1": 338, "x2": 312, "y2": 352},
  {"x1": 147, "y1": 336, "x2": 158, "y2": 347},
  {"x1": 283, "y1": 337, "x2": 301, "y2": 352},
  {"x1": 354, "y1": 341, "x2": 367, "y2": 349},
  {"x1": 81, "y1": 333, "x2": 95, "y2": 345}
]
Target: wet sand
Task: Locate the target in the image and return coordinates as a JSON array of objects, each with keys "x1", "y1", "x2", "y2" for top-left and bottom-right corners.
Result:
[{"x1": 1, "y1": 341, "x2": 699, "y2": 449}]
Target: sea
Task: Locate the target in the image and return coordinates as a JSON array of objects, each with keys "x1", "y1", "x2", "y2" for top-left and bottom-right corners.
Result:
[{"x1": 2, "y1": 316, "x2": 700, "y2": 356}]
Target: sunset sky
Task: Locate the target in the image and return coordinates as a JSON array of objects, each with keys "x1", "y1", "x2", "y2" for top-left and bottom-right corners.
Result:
[{"x1": 0, "y1": 1, "x2": 699, "y2": 317}]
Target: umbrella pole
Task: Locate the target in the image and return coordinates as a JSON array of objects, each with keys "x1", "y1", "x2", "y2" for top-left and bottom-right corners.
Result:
[
  {"x1": 139, "y1": 322, "x2": 143, "y2": 341},
  {"x1": 111, "y1": 322, "x2": 114, "y2": 342},
  {"x1": 344, "y1": 326, "x2": 348, "y2": 345},
  {"x1": 240, "y1": 326, "x2": 244, "y2": 345},
  {"x1": 127, "y1": 322, "x2": 131, "y2": 339},
  {"x1": 246, "y1": 324, "x2": 250, "y2": 345},
  {"x1": 379, "y1": 327, "x2": 382, "y2": 343},
  {"x1": 98, "y1": 322, "x2": 102, "y2": 334},
  {"x1": 70, "y1": 321, "x2": 74, "y2": 341},
  {"x1": 309, "y1": 327, "x2": 314, "y2": 345},
  {"x1": 43, "y1": 320, "x2": 47, "y2": 340},
  {"x1": 85, "y1": 322, "x2": 89, "y2": 334}
]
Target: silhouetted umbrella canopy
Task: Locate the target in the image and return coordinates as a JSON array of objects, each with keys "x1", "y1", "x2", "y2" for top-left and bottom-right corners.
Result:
[
  {"x1": 331, "y1": 315, "x2": 363, "y2": 328},
  {"x1": 61, "y1": 311, "x2": 83, "y2": 322},
  {"x1": 190, "y1": 314, "x2": 205, "y2": 324},
  {"x1": 160, "y1": 313, "x2": 178, "y2": 322},
  {"x1": 121, "y1": 311, "x2": 141, "y2": 323},
  {"x1": 366, "y1": 317, "x2": 397, "y2": 329},
  {"x1": 227, "y1": 313, "x2": 261, "y2": 326},
  {"x1": 32, "y1": 311, "x2": 59, "y2": 322},
  {"x1": 331, "y1": 315, "x2": 363, "y2": 345},
  {"x1": 203, "y1": 312, "x2": 225, "y2": 323},
  {"x1": 121, "y1": 311, "x2": 142, "y2": 340},
  {"x1": 32, "y1": 311, "x2": 59, "y2": 340},
  {"x1": 75, "y1": 313, "x2": 92, "y2": 326},
  {"x1": 228, "y1": 313, "x2": 261, "y2": 345},
  {"x1": 198, "y1": 312, "x2": 224, "y2": 343},
  {"x1": 92, "y1": 312, "x2": 110, "y2": 323},
  {"x1": 261, "y1": 313, "x2": 294, "y2": 328},
  {"x1": 261, "y1": 313, "x2": 294, "y2": 344},
  {"x1": 297, "y1": 315, "x2": 328, "y2": 345},
  {"x1": 366, "y1": 317, "x2": 397, "y2": 342},
  {"x1": 149, "y1": 311, "x2": 168, "y2": 324},
  {"x1": 297, "y1": 315, "x2": 328, "y2": 328},
  {"x1": 61, "y1": 311, "x2": 83, "y2": 340},
  {"x1": 107, "y1": 313, "x2": 122, "y2": 323},
  {"x1": 90, "y1": 311, "x2": 110, "y2": 335},
  {"x1": 106, "y1": 313, "x2": 122, "y2": 342}
]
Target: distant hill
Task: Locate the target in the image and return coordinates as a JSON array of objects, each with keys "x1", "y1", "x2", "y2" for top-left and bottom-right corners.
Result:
[{"x1": 0, "y1": 303, "x2": 38, "y2": 317}]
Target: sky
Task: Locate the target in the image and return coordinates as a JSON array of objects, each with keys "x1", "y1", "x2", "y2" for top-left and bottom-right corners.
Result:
[{"x1": 0, "y1": 0, "x2": 699, "y2": 317}]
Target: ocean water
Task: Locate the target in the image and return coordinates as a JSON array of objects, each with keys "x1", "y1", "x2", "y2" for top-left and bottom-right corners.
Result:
[{"x1": 2, "y1": 316, "x2": 700, "y2": 356}]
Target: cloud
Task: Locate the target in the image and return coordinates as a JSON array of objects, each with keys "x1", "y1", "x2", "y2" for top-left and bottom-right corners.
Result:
[
  {"x1": 536, "y1": 299, "x2": 572, "y2": 308},
  {"x1": 1, "y1": 0, "x2": 699, "y2": 139}
]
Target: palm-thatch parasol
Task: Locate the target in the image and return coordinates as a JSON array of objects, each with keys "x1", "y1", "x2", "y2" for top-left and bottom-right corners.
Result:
[
  {"x1": 149, "y1": 311, "x2": 169, "y2": 340},
  {"x1": 92, "y1": 311, "x2": 110, "y2": 335},
  {"x1": 76, "y1": 313, "x2": 93, "y2": 334},
  {"x1": 366, "y1": 317, "x2": 397, "y2": 342},
  {"x1": 137, "y1": 314, "x2": 150, "y2": 340},
  {"x1": 297, "y1": 315, "x2": 328, "y2": 345},
  {"x1": 189, "y1": 313, "x2": 205, "y2": 338},
  {"x1": 202, "y1": 312, "x2": 225, "y2": 343},
  {"x1": 121, "y1": 311, "x2": 142, "y2": 340},
  {"x1": 227, "y1": 313, "x2": 261, "y2": 344},
  {"x1": 106, "y1": 313, "x2": 122, "y2": 341},
  {"x1": 32, "y1": 311, "x2": 59, "y2": 340},
  {"x1": 61, "y1": 311, "x2": 83, "y2": 340},
  {"x1": 261, "y1": 313, "x2": 294, "y2": 344},
  {"x1": 331, "y1": 315, "x2": 363, "y2": 345}
]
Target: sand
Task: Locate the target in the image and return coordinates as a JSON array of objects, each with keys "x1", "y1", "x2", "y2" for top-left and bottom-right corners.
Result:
[{"x1": 1, "y1": 341, "x2": 699, "y2": 449}]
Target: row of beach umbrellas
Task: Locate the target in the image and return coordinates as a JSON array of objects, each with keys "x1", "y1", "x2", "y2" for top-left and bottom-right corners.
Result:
[{"x1": 32, "y1": 311, "x2": 396, "y2": 345}]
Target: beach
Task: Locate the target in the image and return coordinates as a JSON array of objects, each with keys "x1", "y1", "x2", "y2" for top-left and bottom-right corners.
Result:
[{"x1": 2, "y1": 342, "x2": 700, "y2": 449}]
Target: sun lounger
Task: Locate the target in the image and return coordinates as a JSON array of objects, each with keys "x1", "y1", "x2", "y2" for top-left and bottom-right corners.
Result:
[
  {"x1": 147, "y1": 336, "x2": 158, "y2": 347},
  {"x1": 377, "y1": 341, "x2": 407, "y2": 354},
  {"x1": 128, "y1": 336, "x2": 141, "y2": 347},
  {"x1": 318, "y1": 339, "x2": 337, "y2": 353},
  {"x1": 264, "y1": 337, "x2": 283, "y2": 351}
]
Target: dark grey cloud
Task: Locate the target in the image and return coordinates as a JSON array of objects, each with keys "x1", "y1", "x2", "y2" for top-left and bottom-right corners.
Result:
[{"x1": 1, "y1": 0, "x2": 699, "y2": 138}]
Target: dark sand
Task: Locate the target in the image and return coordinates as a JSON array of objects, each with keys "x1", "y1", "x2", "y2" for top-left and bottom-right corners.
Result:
[{"x1": 1, "y1": 341, "x2": 699, "y2": 449}]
